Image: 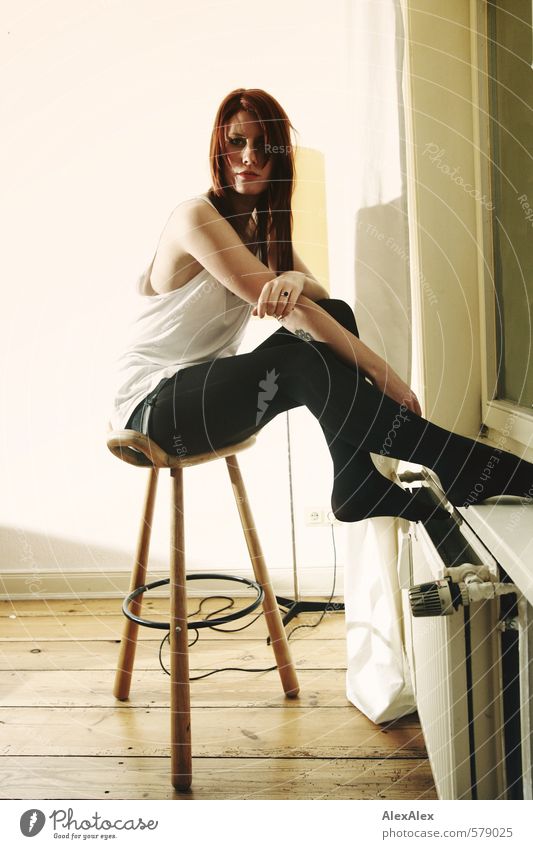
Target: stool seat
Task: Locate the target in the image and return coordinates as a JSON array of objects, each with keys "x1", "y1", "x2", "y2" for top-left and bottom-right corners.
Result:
[
  {"x1": 106, "y1": 424, "x2": 299, "y2": 792},
  {"x1": 107, "y1": 428, "x2": 257, "y2": 469}
]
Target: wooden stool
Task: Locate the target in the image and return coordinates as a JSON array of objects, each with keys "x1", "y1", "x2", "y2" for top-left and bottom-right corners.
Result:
[{"x1": 106, "y1": 428, "x2": 300, "y2": 791}]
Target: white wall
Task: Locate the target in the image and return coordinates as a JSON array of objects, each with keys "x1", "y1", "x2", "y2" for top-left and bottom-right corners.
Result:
[
  {"x1": 1, "y1": 0, "x2": 355, "y2": 597},
  {"x1": 403, "y1": 0, "x2": 483, "y2": 436}
]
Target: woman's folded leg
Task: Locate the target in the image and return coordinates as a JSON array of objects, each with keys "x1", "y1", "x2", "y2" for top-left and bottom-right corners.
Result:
[
  {"x1": 251, "y1": 298, "x2": 445, "y2": 521},
  {"x1": 147, "y1": 330, "x2": 533, "y2": 519}
]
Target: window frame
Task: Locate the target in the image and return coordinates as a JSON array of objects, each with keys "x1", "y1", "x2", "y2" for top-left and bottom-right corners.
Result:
[{"x1": 471, "y1": 0, "x2": 533, "y2": 449}]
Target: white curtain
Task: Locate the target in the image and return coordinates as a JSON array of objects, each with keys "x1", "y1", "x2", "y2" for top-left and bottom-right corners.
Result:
[{"x1": 342, "y1": 0, "x2": 417, "y2": 723}]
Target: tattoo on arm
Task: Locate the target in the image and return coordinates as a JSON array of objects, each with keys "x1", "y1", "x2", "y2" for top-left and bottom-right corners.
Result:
[{"x1": 294, "y1": 327, "x2": 314, "y2": 342}]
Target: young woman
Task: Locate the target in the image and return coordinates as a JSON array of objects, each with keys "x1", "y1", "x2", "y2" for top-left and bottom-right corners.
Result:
[{"x1": 110, "y1": 87, "x2": 533, "y2": 523}]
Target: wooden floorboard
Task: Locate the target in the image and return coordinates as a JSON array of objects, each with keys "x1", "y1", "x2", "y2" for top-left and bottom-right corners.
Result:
[
  {"x1": 0, "y1": 610, "x2": 344, "y2": 641},
  {"x1": 1, "y1": 668, "x2": 349, "y2": 707},
  {"x1": 0, "y1": 756, "x2": 437, "y2": 800},
  {"x1": 0, "y1": 638, "x2": 349, "y2": 670},
  {"x1": 0, "y1": 706, "x2": 427, "y2": 758},
  {"x1": 0, "y1": 597, "x2": 437, "y2": 800}
]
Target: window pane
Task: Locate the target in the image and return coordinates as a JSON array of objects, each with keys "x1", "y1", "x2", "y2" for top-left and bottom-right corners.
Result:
[{"x1": 488, "y1": 0, "x2": 533, "y2": 408}]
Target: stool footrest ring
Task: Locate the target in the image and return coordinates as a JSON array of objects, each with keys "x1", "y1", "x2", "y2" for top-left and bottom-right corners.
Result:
[{"x1": 122, "y1": 573, "x2": 265, "y2": 630}]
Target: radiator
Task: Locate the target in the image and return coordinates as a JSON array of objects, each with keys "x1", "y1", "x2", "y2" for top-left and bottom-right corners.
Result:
[{"x1": 397, "y1": 472, "x2": 533, "y2": 801}]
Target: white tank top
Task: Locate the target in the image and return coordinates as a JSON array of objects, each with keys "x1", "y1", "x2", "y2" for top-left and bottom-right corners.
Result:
[{"x1": 109, "y1": 196, "x2": 254, "y2": 430}]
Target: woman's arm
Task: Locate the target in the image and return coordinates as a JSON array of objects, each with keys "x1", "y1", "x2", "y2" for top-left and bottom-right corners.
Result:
[
  {"x1": 169, "y1": 199, "x2": 295, "y2": 303},
  {"x1": 254, "y1": 244, "x2": 328, "y2": 315},
  {"x1": 268, "y1": 226, "x2": 329, "y2": 302},
  {"x1": 278, "y1": 294, "x2": 422, "y2": 415},
  {"x1": 163, "y1": 200, "x2": 419, "y2": 411},
  {"x1": 301, "y1": 277, "x2": 330, "y2": 302},
  {"x1": 291, "y1": 249, "x2": 330, "y2": 302},
  {"x1": 279, "y1": 295, "x2": 383, "y2": 378},
  {"x1": 169, "y1": 199, "x2": 328, "y2": 305}
]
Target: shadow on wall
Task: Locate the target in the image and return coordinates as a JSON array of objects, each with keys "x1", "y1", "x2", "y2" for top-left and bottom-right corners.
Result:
[
  {"x1": 292, "y1": 147, "x2": 329, "y2": 288},
  {"x1": 354, "y1": 199, "x2": 414, "y2": 385},
  {"x1": 0, "y1": 524, "x2": 169, "y2": 597}
]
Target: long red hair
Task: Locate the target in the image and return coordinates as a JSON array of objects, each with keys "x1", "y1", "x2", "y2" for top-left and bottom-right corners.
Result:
[{"x1": 207, "y1": 88, "x2": 297, "y2": 275}]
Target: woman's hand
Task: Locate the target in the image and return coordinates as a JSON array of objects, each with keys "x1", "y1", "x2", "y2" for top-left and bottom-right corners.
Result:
[
  {"x1": 371, "y1": 364, "x2": 422, "y2": 417},
  {"x1": 252, "y1": 271, "x2": 306, "y2": 319}
]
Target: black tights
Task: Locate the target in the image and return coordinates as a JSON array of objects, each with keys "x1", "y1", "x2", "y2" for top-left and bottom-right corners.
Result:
[{"x1": 137, "y1": 298, "x2": 533, "y2": 522}]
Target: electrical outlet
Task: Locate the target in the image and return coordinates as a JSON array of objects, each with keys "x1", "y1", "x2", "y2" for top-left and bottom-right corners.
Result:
[
  {"x1": 305, "y1": 507, "x2": 340, "y2": 526},
  {"x1": 305, "y1": 507, "x2": 324, "y2": 525}
]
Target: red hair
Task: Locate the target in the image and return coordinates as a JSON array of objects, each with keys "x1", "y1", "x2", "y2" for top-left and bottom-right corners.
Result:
[{"x1": 207, "y1": 88, "x2": 298, "y2": 275}]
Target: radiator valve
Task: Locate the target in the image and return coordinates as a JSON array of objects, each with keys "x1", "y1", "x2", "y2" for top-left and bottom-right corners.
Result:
[{"x1": 408, "y1": 563, "x2": 517, "y2": 617}]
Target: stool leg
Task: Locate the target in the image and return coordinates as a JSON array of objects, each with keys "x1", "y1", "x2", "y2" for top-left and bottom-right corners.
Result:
[
  {"x1": 114, "y1": 467, "x2": 159, "y2": 701},
  {"x1": 170, "y1": 467, "x2": 192, "y2": 791},
  {"x1": 225, "y1": 454, "x2": 300, "y2": 698}
]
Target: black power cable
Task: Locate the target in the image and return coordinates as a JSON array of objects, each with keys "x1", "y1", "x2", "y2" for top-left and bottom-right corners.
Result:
[{"x1": 158, "y1": 520, "x2": 339, "y2": 681}]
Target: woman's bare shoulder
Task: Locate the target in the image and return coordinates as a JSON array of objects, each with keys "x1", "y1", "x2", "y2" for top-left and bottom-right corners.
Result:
[
  {"x1": 171, "y1": 193, "x2": 217, "y2": 217},
  {"x1": 138, "y1": 195, "x2": 217, "y2": 296}
]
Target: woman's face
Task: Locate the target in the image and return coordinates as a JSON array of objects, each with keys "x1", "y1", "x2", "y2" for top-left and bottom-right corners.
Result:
[{"x1": 221, "y1": 109, "x2": 274, "y2": 196}]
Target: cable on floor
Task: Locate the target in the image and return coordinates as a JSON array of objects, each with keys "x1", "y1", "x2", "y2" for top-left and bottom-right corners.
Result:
[{"x1": 157, "y1": 520, "x2": 339, "y2": 680}]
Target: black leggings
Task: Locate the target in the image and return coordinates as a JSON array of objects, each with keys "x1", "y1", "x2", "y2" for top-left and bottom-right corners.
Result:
[{"x1": 127, "y1": 298, "x2": 533, "y2": 520}]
